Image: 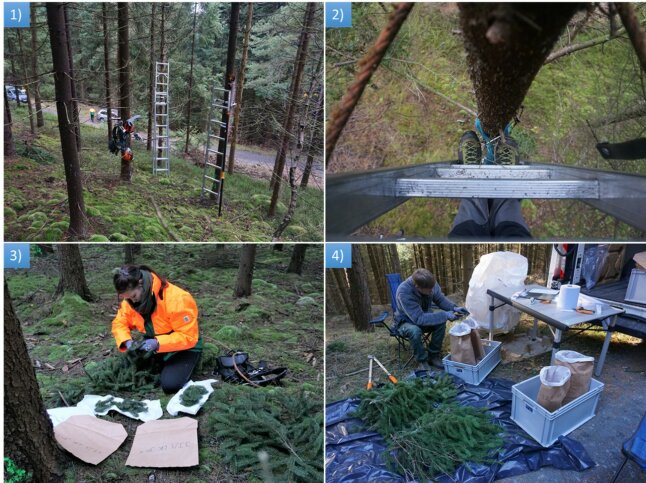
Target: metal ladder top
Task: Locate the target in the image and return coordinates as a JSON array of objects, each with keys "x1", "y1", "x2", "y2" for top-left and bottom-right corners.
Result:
[{"x1": 326, "y1": 162, "x2": 646, "y2": 236}]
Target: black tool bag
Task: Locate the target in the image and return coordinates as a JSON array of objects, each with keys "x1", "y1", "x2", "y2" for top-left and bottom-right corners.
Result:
[{"x1": 214, "y1": 351, "x2": 287, "y2": 387}]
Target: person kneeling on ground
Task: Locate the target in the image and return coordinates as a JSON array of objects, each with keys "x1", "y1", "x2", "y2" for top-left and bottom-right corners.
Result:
[
  {"x1": 394, "y1": 268, "x2": 468, "y2": 372},
  {"x1": 112, "y1": 265, "x2": 202, "y2": 393}
]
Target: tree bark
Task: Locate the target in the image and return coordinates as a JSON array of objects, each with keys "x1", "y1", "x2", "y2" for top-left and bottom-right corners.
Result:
[
  {"x1": 117, "y1": 3, "x2": 132, "y2": 181},
  {"x1": 124, "y1": 244, "x2": 137, "y2": 264},
  {"x1": 272, "y1": 167, "x2": 299, "y2": 240},
  {"x1": 63, "y1": 5, "x2": 81, "y2": 150},
  {"x1": 268, "y1": 3, "x2": 316, "y2": 216},
  {"x1": 388, "y1": 245, "x2": 401, "y2": 274},
  {"x1": 332, "y1": 269, "x2": 354, "y2": 321},
  {"x1": 102, "y1": 3, "x2": 113, "y2": 140},
  {"x1": 228, "y1": 3, "x2": 254, "y2": 173},
  {"x1": 16, "y1": 30, "x2": 35, "y2": 135},
  {"x1": 47, "y1": 3, "x2": 87, "y2": 239},
  {"x1": 458, "y1": 4, "x2": 581, "y2": 135},
  {"x1": 346, "y1": 246, "x2": 373, "y2": 331},
  {"x1": 54, "y1": 245, "x2": 94, "y2": 301},
  {"x1": 590, "y1": 101, "x2": 646, "y2": 128},
  {"x1": 615, "y1": 3, "x2": 646, "y2": 73},
  {"x1": 287, "y1": 244, "x2": 308, "y2": 275},
  {"x1": 234, "y1": 244, "x2": 256, "y2": 297},
  {"x1": 184, "y1": 3, "x2": 199, "y2": 154},
  {"x1": 300, "y1": 82, "x2": 323, "y2": 189},
  {"x1": 367, "y1": 244, "x2": 388, "y2": 304},
  {"x1": 30, "y1": 3, "x2": 44, "y2": 128},
  {"x1": 5, "y1": 282, "x2": 65, "y2": 482},
  {"x1": 4, "y1": 90, "x2": 16, "y2": 156},
  {"x1": 146, "y1": 3, "x2": 156, "y2": 151}
]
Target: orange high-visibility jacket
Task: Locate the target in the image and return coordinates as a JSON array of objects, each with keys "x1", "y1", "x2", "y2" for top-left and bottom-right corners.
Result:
[{"x1": 112, "y1": 273, "x2": 199, "y2": 353}]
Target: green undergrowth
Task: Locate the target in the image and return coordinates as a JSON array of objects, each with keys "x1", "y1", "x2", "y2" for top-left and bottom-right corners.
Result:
[
  {"x1": 5, "y1": 111, "x2": 323, "y2": 241},
  {"x1": 327, "y1": 4, "x2": 645, "y2": 239},
  {"x1": 6, "y1": 244, "x2": 323, "y2": 480}
]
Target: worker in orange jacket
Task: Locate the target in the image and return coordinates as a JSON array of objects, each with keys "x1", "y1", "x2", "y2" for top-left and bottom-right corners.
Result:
[{"x1": 112, "y1": 265, "x2": 202, "y2": 393}]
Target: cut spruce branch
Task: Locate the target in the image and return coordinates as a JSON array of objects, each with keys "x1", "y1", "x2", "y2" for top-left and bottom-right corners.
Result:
[{"x1": 545, "y1": 28, "x2": 627, "y2": 64}]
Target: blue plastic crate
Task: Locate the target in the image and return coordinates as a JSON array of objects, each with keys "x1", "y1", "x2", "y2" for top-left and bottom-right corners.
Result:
[
  {"x1": 442, "y1": 339, "x2": 501, "y2": 385},
  {"x1": 511, "y1": 375, "x2": 604, "y2": 447}
]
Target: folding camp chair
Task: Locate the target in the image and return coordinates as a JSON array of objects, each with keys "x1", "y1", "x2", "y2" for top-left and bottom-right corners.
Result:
[
  {"x1": 369, "y1": 273, "x2": 432, "y2": 369},
  {"x1": 610, "y1": 412, "x2": 646, "y2": 482}
]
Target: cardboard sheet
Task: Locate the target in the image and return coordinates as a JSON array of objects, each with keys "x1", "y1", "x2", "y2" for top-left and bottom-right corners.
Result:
[
  {"x1": 126, "y1": 417, "x2": 199, "y2": 468},
  {"x1": 54, "y1": 415, "x2": 127, "y2": 465},
  {"x1": 634, "y1": 251, "x2": 646, "y2": 269}
]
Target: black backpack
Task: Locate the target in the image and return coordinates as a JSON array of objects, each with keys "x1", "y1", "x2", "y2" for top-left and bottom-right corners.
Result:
[{"x1": 214, "y1": 351, "x2": 287, "y2": 387}]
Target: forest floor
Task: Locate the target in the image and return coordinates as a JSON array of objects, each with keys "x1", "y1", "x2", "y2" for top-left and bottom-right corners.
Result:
[
  {"x1": 326, "y1": 301, "x2": 646, "y2": 482},
  {"x1": 6, "y1": 245, "x2": 324, "y2": 482},
  {"x1": 5, "y1": 107, "x2": 324, "y2": 242},
  {"x1": 326, "y1": 3, "x2": 646, "y2": 240}
]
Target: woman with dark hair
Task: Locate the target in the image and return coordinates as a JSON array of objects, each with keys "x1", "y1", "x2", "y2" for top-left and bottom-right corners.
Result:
[{"x1": 112, "y1": 265, "x2": 202, "y2": 393}]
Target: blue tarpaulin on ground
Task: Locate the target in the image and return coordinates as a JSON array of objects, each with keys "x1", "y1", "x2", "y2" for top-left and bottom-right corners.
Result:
[{"x1": 326, "y1": 372, "x2": 596, "y2": 482}]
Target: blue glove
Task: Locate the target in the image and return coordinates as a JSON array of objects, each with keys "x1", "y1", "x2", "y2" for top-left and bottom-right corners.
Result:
[
  {"x1": 445, "y1": 311, "x2": 458, "y2": 321},
  {"x1": 139, "y1": 338, "x2": 160, "y2": 352},
  {"x1": 455, "y1": 307, "x2": 469, "y2": 316},
  {"x1": 124, "y1": 340, "x2": 134, "y2": 350}
]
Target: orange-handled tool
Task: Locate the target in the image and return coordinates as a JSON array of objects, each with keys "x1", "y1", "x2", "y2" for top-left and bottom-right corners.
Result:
[
  {"x1": 370, "y1": 355, "x2": 398, "y2": 384},
  {"x1": 367, "y1": 357, "x2": 374, "y2": 390}
]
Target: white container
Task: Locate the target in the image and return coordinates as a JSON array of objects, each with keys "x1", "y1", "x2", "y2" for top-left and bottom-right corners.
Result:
[
  {"x1": 442, "y1": 339, "x2": 501, "y2": 385},
  {"x1": 557, "y1": 284, "x2": 580, "y2": 310},
  {"x1": 511, "y1": 375, "x2": 604, "y2": 447}
]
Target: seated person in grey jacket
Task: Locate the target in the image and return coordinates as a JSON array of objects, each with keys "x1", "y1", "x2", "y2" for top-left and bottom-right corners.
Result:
[{"x1": 394, "y1": 268, "x2": 468, "y2": 371}]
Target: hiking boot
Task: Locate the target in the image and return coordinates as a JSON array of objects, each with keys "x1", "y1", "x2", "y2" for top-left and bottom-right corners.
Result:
[
  {"x1": 458, "y1": 130, "x2": 482, "y2": 164},
  {"x1": 429, "y1": 354, "x2": 444, "y2": 369},
  {"x1": 416, "y1": 361, "x2": 432, "y2": 372},
  {"x1": 494, "y1": 135, "x2": 520, "y2": 165}
]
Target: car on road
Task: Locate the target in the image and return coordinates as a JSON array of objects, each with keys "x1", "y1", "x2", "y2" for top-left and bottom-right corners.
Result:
[
  {"x1": 97, "y1": 108, "x2": 120, "y2": 122},
  {"x1": 5, "y1": 85, "x2": 27, "y2": 103}
]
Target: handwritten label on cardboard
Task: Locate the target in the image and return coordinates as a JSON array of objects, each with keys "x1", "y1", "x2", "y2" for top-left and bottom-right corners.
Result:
[
  {"x1": 54, "y1": 415, "x2": 127, "y2": 465},
  {"x1": 126, "y1": 417, "x2": 199, "y2": 468}
]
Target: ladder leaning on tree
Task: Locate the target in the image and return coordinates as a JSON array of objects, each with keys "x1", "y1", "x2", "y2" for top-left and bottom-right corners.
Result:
[{"x1": 152, "y1": 61, "x2": 170, "y2": 176}]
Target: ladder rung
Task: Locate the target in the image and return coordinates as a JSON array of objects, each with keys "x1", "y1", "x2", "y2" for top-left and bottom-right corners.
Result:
[
  {"x1": 212, "y1": 103, "x2": 229, "y2": 110},
  {"x1": 207, "y1": 149, "x2": 224, "y2": 155},
  {"x1": 155, "y1": 169, "x2": 169, "y2": 172},
  {"x1": 156, "y1": 157, "x2": 169, "y2": 161},
  {"x1": 203, "y1": 175, "x2": 220, "y2": 183},
  {"x1": 205, "y1": 162, "x2": 222, "y2": 170},
  {"x1": 202, "y1": 187, "x2": 220, "y2": 197},
  {"x1": 210, "y1": 119, "x2": 227, "y2": 126},
  {"x1": 209, "y1": 134, "x2": 225, "y2": 141}
]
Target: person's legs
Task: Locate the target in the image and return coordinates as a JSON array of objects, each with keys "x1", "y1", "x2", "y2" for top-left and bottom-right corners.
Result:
[
  {"x1": 489, "y1": 199, "x2": 532, "y2": 238},
  {"x1": 398, "y1": 323, "x2": 426, "y2": 363},
  {"x1": 426, "y1": 323, "x2": 446, "y2": 355},
  {"x1": 449, "y1": 199, "x2": 491, "y2": 238},
  {"x1": 160, "y1": 351, "x2": 201, "y2": 394}
]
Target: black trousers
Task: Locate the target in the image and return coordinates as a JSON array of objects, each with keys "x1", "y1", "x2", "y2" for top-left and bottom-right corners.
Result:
[{"x1": 157, "y1": 351, "x2": 201, "y2": 394}]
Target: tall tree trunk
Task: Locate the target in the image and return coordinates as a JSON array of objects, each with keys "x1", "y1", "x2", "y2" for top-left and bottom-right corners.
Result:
[
  {"x1": 325, "y1": 269, "x2": 345, "y2": 315},
  {"x1": 47, "y1": 3, "x2": 87, "y2": 239},
  {"x1": 184, "y1": 3, "x2": 199, "y2": 154},
  {"x1": 146, "y1": 3, "x2": 156, "y2": 151},
  {"x1": 234, "y1": 244, "x2": 256, "y2": 297},
  {"x1": 16, "y1": 30, "x2": 35, "y2": 135},
  {"x1": 124, "y1": 244, "x2": 137, "y2": 264},
  {"x1": 458, "y1": 4, "x2": 581, "y2": 134},
  {"x1": 287, "y1": 244, "x2": 307, "y2": 275},
  {"x1": 210, "y1": 3, "x2": 240, "y2": 198},
  {"x1": 5, "y1": 90, "x2": 16, "y2": 156},
  {"x1": 389, "y1": 245, "x2": 401, "y2": 274},
  {"x1": 346, "y1": 247, "x2": 373, "y2": 332},
  {"x1": 54, "y1": 245, "x2": 94, "y2": 301},
  {"x1": 228, "y1": 3, "x2": 254, "y2": 173},
  {"x1": 300, "y1": 82, "x2": 323, "y2": 189},
  {"x1": 615, "y1": 2, "x2": 646, "y2": 73},
  {"x1": 63, "y1": 5, "x2": 81, "y2": 150},
  {"x1": 102, "y1": 2, "x2": 114, "y2": 140},
  {"x1": 30, "y1": 3, "x2": 44, "y2": 128},
  {"x1": 367, "y1": 244, "x2": 388, "y2": 304},
  {"x1": 268, "y1": 3, "x2": 316, "y2": 216},
  {"x1": 332, "y1": 269, "x2": 354, "y2": 322},
  {"x1": 5, "y1": 282, "x2": 65, "y2": 482},
  {"x1": 117, "y1": 3, "x2": 132, "y2": 181},
  {"x1": 8, "y1": 37, "x2": 21, "y2": 108}
]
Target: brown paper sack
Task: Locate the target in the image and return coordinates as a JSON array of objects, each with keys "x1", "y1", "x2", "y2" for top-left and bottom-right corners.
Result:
[
  {"x1": 536, "y1": 366, "x2": 571, "y2": 413},
  {"x1": 126, "y1": 417, "x2": 199, "y2": 468},
  {"x1": 464, "y1": 318, "x2": 485, "y2": 362},
  {"x1": 554, "y1": 350, "x2": 594, "y2": 405},
  {"x1": 54, "y1": 415, "x2": 127, "y2": 465},
  {"x1": 449, "y1": 323, "x2": 476, "y2": 365}
]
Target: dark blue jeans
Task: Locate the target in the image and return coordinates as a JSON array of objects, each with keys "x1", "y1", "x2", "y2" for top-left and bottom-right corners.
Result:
[{"x1": 398, "y1": 322, "x2": 446, "y2": 362}]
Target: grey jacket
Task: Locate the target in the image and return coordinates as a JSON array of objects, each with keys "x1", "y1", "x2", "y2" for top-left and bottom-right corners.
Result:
[{"x1": 393, "y1": 276, "x2": 456, "y2": 331}]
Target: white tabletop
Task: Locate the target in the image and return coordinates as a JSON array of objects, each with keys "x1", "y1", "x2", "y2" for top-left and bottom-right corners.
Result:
[{"x1": 489, "y1": 284, "x2": 624, "y2": 329}]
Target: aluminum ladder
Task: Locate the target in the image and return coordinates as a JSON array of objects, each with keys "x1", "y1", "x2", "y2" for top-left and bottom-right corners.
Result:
[
  {"x1": 200, "y1": 84, "x2": 234, "y2": 214},
  {"x1": 152, "y1": 62, "x2": 170, "y2": 175}
]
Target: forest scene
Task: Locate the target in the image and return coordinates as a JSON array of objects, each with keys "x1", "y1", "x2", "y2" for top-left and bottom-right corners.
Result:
[
  {"x1": 5, "y1": 244, "x2": 323, "y2": 481},
  {"x1": 326, "y1": 3, "x2": 646, "y2": 239},
  {"x1": 4, "y1": 2, "x2": 323, "y2": 242},
  {"x1": 325, "y1": 243, "x2": 645, "y2": 481}
]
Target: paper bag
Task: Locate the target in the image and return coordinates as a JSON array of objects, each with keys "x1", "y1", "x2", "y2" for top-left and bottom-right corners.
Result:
[
  {"x1": 126, "y1": 417, "x2": 199, "y2": 468},
  {"x1": 449, "y1": 322, "x2": 476, "y2": 365},
  {"x1": 463, "y1": 318, "x2": 485, "y2": 362},
  {"x1": 554, "y1": 350, "x2": 594, "y2": 404},
  {"x1": 54, "y1": 415, "x2": 127, "y2": 465},
  {"x1": 536, "y1": 366, "x2": 571, "y2": 413}
]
